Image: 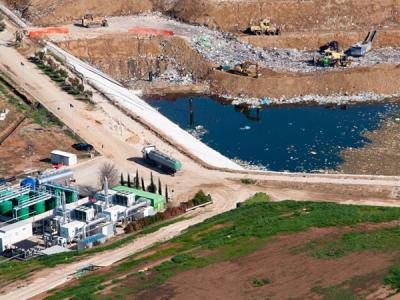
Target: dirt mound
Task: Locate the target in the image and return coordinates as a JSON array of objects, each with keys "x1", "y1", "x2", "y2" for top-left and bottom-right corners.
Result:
[
  {"x1": 27, "y1": 0, "x2": 153, "y2": 25},
  {"x1": 57, "y1": 35, "x2": 210, "y2": 81},
  {"x1": 170, "y1": 0, "x2": 400, "y2": 32}
]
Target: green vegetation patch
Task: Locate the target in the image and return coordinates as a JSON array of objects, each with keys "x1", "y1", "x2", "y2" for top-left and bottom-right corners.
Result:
[
  {"x1": 301, "y1": 226, "x2": 400, "y2": 259},
  {"x1": 385, "y1": 267, "x2": 400, "y2": 292},
  {"x1": 242, "y1": 192, "x2": 271, "y2": 206},
  {"x1": 45, "y1": 200, "x2": 400, "y2": 299}
]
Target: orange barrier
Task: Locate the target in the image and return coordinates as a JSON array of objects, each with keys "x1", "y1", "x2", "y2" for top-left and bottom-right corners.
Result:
[
  {"x1": 28, "y1": 27, "x2": 69, "y2": 38},
  {"x1": 128, "y1": 28, "x2": 174, "y2": 37}
]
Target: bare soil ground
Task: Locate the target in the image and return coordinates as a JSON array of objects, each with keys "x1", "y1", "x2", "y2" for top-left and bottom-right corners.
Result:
[
  {"x1": 0, "y1": 80, "x2": 80, "y2": 177},
  {"x1": 0, "y1": 119, "x2": 80, "y2": 177},
  {"x1": 137, "y1": 223, "x2": 400, "y2": 300},
  {"x1": 19, "y1": 0, "x2": 400, "y2": 34}
]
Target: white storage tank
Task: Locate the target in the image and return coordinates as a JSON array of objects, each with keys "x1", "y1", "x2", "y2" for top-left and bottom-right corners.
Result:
[{"x1": 51, "y1": 150, "x2": 77, "y2": 166}]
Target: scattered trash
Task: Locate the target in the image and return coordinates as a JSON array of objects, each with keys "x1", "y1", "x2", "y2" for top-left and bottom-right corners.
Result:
[{"x1": 240, "y1": 125, "x2": 251, "y2": 131}]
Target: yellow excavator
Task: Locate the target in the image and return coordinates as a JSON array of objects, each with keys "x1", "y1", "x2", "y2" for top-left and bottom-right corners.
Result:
[
  {"x1": 81, "y1": 14, "x2": 108, "y2": 28},
  {"x1": 245, "y1": 19, "x2": 281, "y2": 36},
  {"x1": 316, "y1": 50, "x2": 353, "y2": 67},
  {"x1": 229, "y1": 61, "x2": 261, "y2": 78}
]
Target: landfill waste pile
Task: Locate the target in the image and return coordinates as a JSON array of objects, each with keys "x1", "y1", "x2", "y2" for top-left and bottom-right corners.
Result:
[
  {"x1": 223, "y1": 92, "x2": 400, "y2": 107},
  {"x1": 191, "y1": 31, "x2": 400, "y2": 73},
  {"x1": 155, "y1": 67, "x2": 194, "y2": 85}
]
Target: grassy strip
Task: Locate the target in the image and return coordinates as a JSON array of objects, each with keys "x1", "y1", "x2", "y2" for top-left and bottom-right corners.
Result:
[
  {"x1": 45, "y1": 200, "x2": 400, "y2": 299},
  {"x1": 304, "y1": 226, "x2": 400, "y2": 258}
]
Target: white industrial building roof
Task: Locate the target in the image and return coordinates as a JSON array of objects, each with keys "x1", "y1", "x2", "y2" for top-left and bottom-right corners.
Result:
[
  {"x1": 0, "y1": 219, "x2": 32, "y2": 233},
  {"x1": 61, "y1": 220, "x2": 86, "y2": 229},
  {"x1": 51, "y1": 150, "x2": 77, "y2": 158},
  {"x1": 104, "y1": 205, "x2": 127, "y2": 214}
]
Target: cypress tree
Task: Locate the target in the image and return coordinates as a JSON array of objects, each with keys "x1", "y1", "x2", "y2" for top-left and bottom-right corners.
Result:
[
  {"x1": 135, "y1": 169, "x2": 139, "y2": 189},
  {"x1": 165, "y1": 185, "x2": 169, "y2": 202},
  {"x1": 158, "y1": 178, "x2": 162, "y2": 195},
  {"x1": 149, "y1": 172, "x2": 156, "y2": 193},
  {"x1": 127, "y1": 173, "x2": 131, "y2": 188},
  {"x1": 141, "y1": 177, "x2": 145, "y2": 191},
  {"x1": 120, "y1": 173, "x2": 124, "y2": 186}
]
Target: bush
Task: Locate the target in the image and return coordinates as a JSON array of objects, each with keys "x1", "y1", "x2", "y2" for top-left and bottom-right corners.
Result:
[
  {"x1": 192, "y1": 190, "x2": 211, "y2": 205},
  {"x1": 241, "y1": 178, "x2": 257, "y2": 185},
  {"x1": 0, "y1": 22, "x2": 5, "y2": 32}
]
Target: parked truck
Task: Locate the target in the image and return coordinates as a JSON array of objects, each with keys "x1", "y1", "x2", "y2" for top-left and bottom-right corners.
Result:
[{"x1": 142, "y1": 146, "x2": 182, "y2": 175}]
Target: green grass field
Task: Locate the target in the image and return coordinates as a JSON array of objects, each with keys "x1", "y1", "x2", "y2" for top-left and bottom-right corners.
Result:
[{"x1": 44, "y1": 197, "x2": 400, "y2": 299}]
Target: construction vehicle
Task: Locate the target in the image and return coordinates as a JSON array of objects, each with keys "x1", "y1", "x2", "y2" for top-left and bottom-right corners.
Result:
[
  {"x1": 245, "y1": 19, "x2": 281, "y2": 36},
  {"x1": 315, "y1": 50, "x2": 353, "y2": 68},
  {"x1": 228, "y1": 61, "x2": 261, "y2": 78},
  {"x1": 319, "y1": 40, "x2": 340, "y2": 54},
  {"x1": 142, "y1": 146, "x2": 182, "y2": 175},
  {"x1": 348, "y1": 30, "x2": 377, "y2": 57},
  {"x1": 81, "y1": 14, "x2": 108, "y2": 28}
]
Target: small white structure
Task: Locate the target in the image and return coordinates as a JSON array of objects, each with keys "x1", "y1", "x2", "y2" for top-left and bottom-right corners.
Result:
[
  {"x1": 51, "y1": 150, "x2": 77, "y2": 166},
  {"x1": 60, "y1": 220, "x2": 85, "y2": 242},
  {"x1": 0, "y1": 109, "x2": 10, "y2": 121},
  {"x1": 102, "y1": 205, "x2": 126, "y2": 223},
  {"x1": 0, "y1": 221, "x2": 33, "y2": 253}
]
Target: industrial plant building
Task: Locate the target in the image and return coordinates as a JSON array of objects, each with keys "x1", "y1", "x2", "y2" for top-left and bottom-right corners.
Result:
[{"x1": 0, "y1": 170, "x2": 166, "y2": 257}]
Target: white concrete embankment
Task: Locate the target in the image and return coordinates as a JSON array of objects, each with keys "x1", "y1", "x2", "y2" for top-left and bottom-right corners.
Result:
[{"x1": 45, "y1": 43, "x2": 243, "y2": 171}]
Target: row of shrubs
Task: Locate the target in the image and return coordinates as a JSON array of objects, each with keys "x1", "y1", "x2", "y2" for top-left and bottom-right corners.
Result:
[
  {"x1": 30, "y1": 51, "x2": 94, "y2": 103},
  {"x1": 124, "y1": 190, "x2": 212, "y2": 233}
]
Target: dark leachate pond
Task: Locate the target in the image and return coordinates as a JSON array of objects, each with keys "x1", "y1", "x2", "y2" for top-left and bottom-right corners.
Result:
[{"x1": 147, "y1": 96, "x2": 400, "y2": 172}]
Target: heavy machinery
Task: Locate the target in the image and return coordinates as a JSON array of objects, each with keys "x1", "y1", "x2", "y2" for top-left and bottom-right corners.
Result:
[
  {"x1": 142, "y1": 146, "x2": 182, "y2": 175},
  {"x1": 228, "y1": 61, "x2": 261, "y2": 78},
  {"x1": 315, "y1": 50, "x2": 353, "y2": 68},
  {"x1": 81, "y1": 14, "x2": 108, "y2": 28},
  {"x1": 348, "y1": 30, "x2": 377, "y2": 57},
  {"x1": 319, "y1": 40, "x2": 340, "y2": 54},
  {"x1": 245, "y1": 19, "x2": 281, "y2": 36}
]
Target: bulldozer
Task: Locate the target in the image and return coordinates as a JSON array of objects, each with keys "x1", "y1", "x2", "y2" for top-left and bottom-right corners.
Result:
[
  {"x1": 81, "y1": 14, "x2": 108, "y2": 28},
  {"x1": 315, "y1": 50, "x2": 352, "y2": 68},
  {"x1": 245, "y1": 19, "x2": 281, "y2": 36},
  {"x1": 228, "y1": 61, "x2": 261, "y2": 78}
]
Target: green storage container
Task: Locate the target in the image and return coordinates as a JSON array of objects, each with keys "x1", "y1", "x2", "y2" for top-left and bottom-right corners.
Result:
[
  {"x1": 16, "y1": 194, "x2": 30, "y2": 220},
  {"x1": 66, "y1": 191, "x2": 78, "y2": 204},
  {"x1": 0, "y1": 200, "x2": 12, "y2": 214},
  {"x1": 34, "y1": 201, "x2": 46, "y2": 215},
  {"x1": 45, "y1": 198, "x2": 56, "y2": 210}
]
